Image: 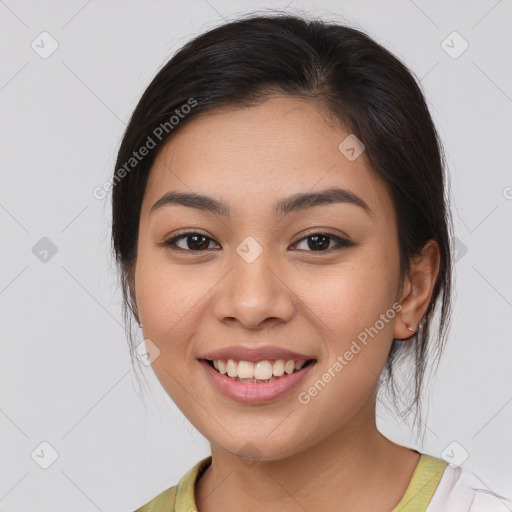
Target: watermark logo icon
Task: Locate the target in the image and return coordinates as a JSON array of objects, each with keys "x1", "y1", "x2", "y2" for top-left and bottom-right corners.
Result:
[
  {"x1": 32, "y1": 237, "x2": 58, "y2": 263},
  {"x1": 236, "y1": 441, "x2": 263, "y2": 468},
  {"x1": 338, "y1": 134, "x2": 365, "y2": 161},
  {"x1": 31, "y1": 31, "x2": 59, "y2": 59},
  {"x1": 441, "y1": 31, "x2": 469, "y2": 59},
  {"x1": 135, "y1": 338, "x2": 161, "y2": 366},
  {"x1": 236, "y1": 236, "x2": 263, "y2": 264},
  {"x1": 441, "y1": 441, "x2": 469, "y2": 467},
  {"x1": 31, "y1": 441, "x2": 59, "y2": 469},
  {"x1": 453, "y1": 236, "x2": 468, "y2": 263}
]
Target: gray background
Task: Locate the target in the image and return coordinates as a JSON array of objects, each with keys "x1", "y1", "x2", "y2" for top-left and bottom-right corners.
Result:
[{"x1": 1, "y1": 0, "x2": 511, "y2": 511}]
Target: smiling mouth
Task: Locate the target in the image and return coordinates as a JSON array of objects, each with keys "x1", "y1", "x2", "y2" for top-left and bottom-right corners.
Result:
[{"x1": 203, "y1": 358, "x2": 317, "y2": 383}]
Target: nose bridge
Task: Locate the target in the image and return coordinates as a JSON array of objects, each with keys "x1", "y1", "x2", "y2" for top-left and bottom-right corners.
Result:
[
  {"x1": 236, "y1": 246, "x2": 277, "y2": 299},
  {"x1": 212, "y1": 237, "x2": 296, "y2": 328},
  {"x1": 233, "y1": 239, "x2": 281, "y2": 305}
]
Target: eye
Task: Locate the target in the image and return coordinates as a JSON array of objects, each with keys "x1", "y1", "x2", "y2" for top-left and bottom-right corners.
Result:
[
  {"x1": 291, "y1": 232, "x2": 355, "y2": 252},
  {"x1": 162, "y1": 232, "x2": 220, "y2": 252},
  {"x1": 160, "y1": 231, "x2": 355, "y2": 253}
]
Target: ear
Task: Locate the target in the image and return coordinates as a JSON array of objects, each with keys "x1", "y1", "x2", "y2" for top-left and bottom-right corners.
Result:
[{"x1": 394, "y1": 239, "x2": 440, "y2": 340}]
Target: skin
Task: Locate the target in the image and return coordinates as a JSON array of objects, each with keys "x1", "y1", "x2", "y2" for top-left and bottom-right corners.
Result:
[{"x1": 131, "y1": 95, "x2": 440, "y2": 512}]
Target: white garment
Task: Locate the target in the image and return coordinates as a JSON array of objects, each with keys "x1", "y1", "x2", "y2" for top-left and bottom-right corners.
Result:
[{"x1": 426, "y1": 464, "x2": 512, "y2": 512}]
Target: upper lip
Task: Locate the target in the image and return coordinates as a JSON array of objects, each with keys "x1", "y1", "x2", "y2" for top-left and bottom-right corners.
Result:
[{"x1": 200, "y1": 345, "x2": 316, "y2": 362}]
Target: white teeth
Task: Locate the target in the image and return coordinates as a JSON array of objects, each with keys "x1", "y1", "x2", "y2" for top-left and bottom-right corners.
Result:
[
  {"x1": 237, "y1": 361, "x2": 254, "y2": 379},
  {"x1": 284, "y1": 360, "x2": 295, "y2": 374},
  {"x1": 226, "y1": 359, "x2": 238, "y2": 378},
  {"x1": 210, "y1": 358, "x2": 310, "y2": 381},
  {"x1": 272, "y1": 360, "x2": 285, "y2": 376},
  {"x1": 254, "y1": 361, "x2": 273, "y2": 380}
]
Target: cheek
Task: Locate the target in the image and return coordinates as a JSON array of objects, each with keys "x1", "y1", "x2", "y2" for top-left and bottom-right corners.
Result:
[
  {"x1": 299, "y1": 247, "x2": 399, "y2": 388},
  {"x1": 304, "y1": 258, "x2": 398, "y2": 335},
  {"x1": 134, "y1": 255, "x2": 212, "y2": 353},
  {"x1": 295, "y1": 261, "x2": 398, "y2": 431},
  {"x1": 134, "y1": 260, "x2": 211, "y2": 413}
]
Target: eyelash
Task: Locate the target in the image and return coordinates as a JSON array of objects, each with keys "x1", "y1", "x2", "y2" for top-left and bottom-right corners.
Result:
[{"x1": 161, "y1": 231, "x2": 355, "y2": 253}]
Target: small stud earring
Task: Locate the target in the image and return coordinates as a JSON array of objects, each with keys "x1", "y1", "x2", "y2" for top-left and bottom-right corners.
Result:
[{"x1": 406, "y1": 324, "x2": 415, "y2": 333}]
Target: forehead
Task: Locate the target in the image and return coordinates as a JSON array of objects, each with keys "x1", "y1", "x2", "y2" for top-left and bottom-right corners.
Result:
[{"x1": 141, "y1": 96, "x2": 392, "y2": 221}]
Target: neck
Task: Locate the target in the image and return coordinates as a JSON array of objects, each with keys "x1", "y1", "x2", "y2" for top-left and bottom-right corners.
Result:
[{"x1": 195, "y1": 398, "x2": 420, "y2": 512}]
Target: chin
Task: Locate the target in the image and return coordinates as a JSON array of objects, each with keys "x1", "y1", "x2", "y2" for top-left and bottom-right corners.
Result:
[{"x1": 214, "y1": 436, "x2": 309, "y2": 464}]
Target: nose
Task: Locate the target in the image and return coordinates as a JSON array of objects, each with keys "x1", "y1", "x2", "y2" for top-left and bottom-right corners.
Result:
[{"x1": 210, "y1": 249, "x2": 297, "y2": 330}]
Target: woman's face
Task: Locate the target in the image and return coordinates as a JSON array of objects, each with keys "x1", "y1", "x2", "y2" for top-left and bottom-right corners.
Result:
[{"x1": 134, "y1": 95, "x2": 405, "y2": 460}]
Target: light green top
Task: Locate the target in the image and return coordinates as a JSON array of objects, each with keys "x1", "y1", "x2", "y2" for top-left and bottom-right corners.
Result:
[{"x1": 134, "y1": 452, "x2": 447, "y2": 512}]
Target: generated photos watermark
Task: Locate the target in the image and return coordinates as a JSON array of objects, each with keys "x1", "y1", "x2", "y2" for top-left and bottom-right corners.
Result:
[
  {"x1": 92, "y1": 97, "x2": 197, "y2": 200},
  {"x1": 297, "y1": 301, "x2": 403, "y2": 405}
]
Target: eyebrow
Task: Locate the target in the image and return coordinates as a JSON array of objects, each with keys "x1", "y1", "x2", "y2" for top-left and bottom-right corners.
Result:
[{"x1": 149, "y1": 187, "x2": 372, "y2": 218}]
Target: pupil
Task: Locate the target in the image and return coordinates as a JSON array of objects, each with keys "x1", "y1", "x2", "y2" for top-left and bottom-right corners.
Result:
[
  {"x1": 188, "y1": 235, "x2": 209, "y2": 250},
  {"x1": 309, "y1": 235, "x2": 329, "y2": 251}
]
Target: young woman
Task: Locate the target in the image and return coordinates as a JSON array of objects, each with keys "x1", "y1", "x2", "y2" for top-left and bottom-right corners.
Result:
[{"x1": 110, "y1": 12, "x2": 510, "y2": 512}]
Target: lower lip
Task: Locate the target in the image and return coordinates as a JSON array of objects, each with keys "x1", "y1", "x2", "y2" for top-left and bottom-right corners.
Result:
[{"x1": 199, "y1": 359, "x2": 316, "y2": 404}]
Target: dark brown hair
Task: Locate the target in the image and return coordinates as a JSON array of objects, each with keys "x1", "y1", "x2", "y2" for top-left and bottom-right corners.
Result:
[{"x1": 110, "y1": 11, "x2": 453, "y2": 437}]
